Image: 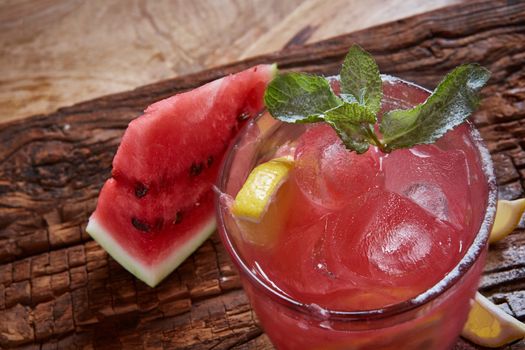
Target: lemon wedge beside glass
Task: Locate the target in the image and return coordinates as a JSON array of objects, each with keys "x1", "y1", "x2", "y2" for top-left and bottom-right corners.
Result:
[
  {"x1": 461, "y1": 197, "x2": 525, "y2": 347},
  {"x1": 462, "y1": 292, "x2": 525, "y2": 347},
  {"x1": 489, "y1": 198, "x2": 525, "y2": 244}
]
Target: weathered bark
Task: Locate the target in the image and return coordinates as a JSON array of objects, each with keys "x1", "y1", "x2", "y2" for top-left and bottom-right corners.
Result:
[{"x1": 1, "y1": 0, "x2": 524, "y2": 348}]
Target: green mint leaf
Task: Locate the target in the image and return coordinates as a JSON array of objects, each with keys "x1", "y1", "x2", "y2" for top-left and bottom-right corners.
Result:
[
  {"x1": 324, "y1": 102, "x2": 376, "y2": 154},
  {"x1": 380, "y1": 64, "x2": 490, "y2": 151},
  {"x1": 325, "y1": 122, "x2": 371, "y2": 154},
  {"x1": 264, "y1": 72, "x2": 341, "y2": 123},
  {"x1": 340, "y1": 45, "x2": 382, "y2": 114},
  {"x1": 339, "y1": 93, "x2": 358, "y2": 104},
  {"x1": 324, "y1": 102, "x2": 377, "y2": 123}
]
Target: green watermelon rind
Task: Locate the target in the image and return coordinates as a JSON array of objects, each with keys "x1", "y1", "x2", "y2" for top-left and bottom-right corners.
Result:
[{"x1": 86, "y1": 214, "x2": 216, "y2": 287}]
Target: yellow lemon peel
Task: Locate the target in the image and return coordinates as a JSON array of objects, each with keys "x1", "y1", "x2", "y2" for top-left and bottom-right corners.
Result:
[
  {"x1": 232, "y1": 156, "x2": 293, "y2": 222},
  {"x1": 462, "y1": 292, "x2": 525, "y2": 347},
  {"x1": 489, "y1": 198, "x2": 525, "y2": 244}
]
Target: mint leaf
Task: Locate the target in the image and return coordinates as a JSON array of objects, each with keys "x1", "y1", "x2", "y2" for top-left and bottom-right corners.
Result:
[
  {"x1": 326, "y1": 122, "x2": 371, "y2": 154},
  {"x1": 340, "y1": 45, "x2": 382, "y2": 114},
  {"x1": 264, "y1": 73, "x2": 341, "y2": 123},
  {"x1": 324, "y1": 102, "x2": 377, "y2": 123},
  {"x1": 380, "y1": 64, "x2": 490, "y2": 151},
  {"x1": 324, "y1": 102, "x2": 377, "y2": 153}
]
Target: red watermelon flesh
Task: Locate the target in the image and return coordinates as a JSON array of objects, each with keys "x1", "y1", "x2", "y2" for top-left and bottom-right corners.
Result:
[{"x1": 87, "y1": 64, "x2": 276, "y2": 287}]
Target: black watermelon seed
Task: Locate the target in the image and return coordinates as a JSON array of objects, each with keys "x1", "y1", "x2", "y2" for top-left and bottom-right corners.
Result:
[
  {"x1": 173, "y1": 211, "x2": 183, "y2": 224},
  {"x1": 134, "y1": 182, "x2": 148, "y2": 198},
  {"x1": 154, "y1": 218, "x2": 164, "y2": 231},
  {"x1": 207, "y1": 156, "x2": 214, "y2": 167},
  {"x1": 190, "y1": 162, "x2": 204, "y2": 176},
  {"x1": 131, "y1": 217, "x2": 150, "y2": 232}
]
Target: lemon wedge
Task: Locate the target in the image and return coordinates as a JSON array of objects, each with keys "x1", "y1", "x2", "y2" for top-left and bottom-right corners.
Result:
[
  {"x1": 489, "y1": 198, "x2": 525, "y2": 244},
  {"x1": 232, "y1": 156, "x2": 294, "y2": 222},
  {"x1": 462, "y1": 292, "x2": 525, "y2": 347}
]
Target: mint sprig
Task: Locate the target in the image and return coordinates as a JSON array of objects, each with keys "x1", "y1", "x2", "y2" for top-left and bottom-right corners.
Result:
[
  {"x1": 380, "y1": 64, "x2": 490, "y2": 150},
  {"x1": 263, "y1": 44, "x2": 490, "y2": 154},
  {"x1": 263, "y1": 72, "x2": 378, "y2": 153},
  {"x1": 324, "y1": 102, "x2": 378, "y2": 154},
  {"x1": 340, "y1": 45, "x2": 382, "y2": 114}
]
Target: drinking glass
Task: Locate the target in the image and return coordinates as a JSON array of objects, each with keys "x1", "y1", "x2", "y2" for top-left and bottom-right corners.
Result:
[{"x1": 215, "y1": 76, "x2": 497, "y2": 350}]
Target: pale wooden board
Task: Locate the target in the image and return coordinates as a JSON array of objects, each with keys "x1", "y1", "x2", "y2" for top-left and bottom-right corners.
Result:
[{"x1": 0, "y1": 0, "x2": 460, "y2": 122}]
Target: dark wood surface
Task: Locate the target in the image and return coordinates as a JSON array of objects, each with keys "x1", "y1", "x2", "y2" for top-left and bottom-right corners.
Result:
[{"x1": 1, "y1": 0, "x2": 524, "y2": 348}]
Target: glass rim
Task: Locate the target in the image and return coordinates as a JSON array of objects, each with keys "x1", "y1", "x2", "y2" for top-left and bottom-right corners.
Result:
[{"x1": 215, "y1": 75, "x2": 498, "y2": 321}]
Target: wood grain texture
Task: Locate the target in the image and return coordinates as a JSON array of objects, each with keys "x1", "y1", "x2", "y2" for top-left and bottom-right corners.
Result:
[
  {"x1": 240, "y1": 0, "x2": 462, "y2": 58},
  {"x1": 0, "y1": 0, "x2": 459, "y2": 123},
  {"x1": 1, "y1": 0, "x2": 525, "y2": 348}
]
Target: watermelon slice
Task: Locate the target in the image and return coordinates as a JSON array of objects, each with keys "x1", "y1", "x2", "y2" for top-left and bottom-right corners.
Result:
[{"x1": 87, "y1": 64, "x2": 276, "y2": 287}]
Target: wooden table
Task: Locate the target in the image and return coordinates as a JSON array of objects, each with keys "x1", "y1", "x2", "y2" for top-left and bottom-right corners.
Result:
[
  {"x1": 0, "y1": 0, "x2": 524, "y2": 349},
  {"x1": 0, "y1": 0, "x2": 460, "y2": 123}
]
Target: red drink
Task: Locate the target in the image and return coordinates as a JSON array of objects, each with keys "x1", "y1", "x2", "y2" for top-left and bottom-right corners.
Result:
[{"x1": 216, "y1": 76, "x2": 496, "y2": 349}]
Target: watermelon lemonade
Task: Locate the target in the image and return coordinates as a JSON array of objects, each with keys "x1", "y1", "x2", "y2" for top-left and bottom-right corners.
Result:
[{"x1": 216, "y1": 76, "x2": 496, "y2": 349}]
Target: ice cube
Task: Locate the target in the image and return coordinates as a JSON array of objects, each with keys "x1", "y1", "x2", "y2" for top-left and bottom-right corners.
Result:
[
  {"x1": 434, "y1": 124, "x2": 492, "y2": 239},
  {"x1": 269, "y1": 219, "x2": 339, "y2": 296},
  {"x1": 258, "y1": 205, "x2": 371, "y2": 299},
  {"x1": 304, "y1": 190, "x2": 461, "y2": 290},
  {"x1": 403, "y1": 182, "x2": 449, "y2": 222},
  {"x1": 356, "y1": 190, "x2": 461, "y2": 288},
  {"x1": 382, "y1": 144, "x2": 470, "y2": 229},
  {"x1": 367, "y1": 221, "x2": 433, "y2": 276},
  {"x1": 294, "y1": 124, "x2": 382, "y2": 210}
]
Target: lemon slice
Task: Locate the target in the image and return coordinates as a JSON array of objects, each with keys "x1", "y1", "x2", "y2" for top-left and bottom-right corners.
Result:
[
  {"x1": 489, "y1": 198, "x2": 525, "y2": 244},
  {"x1": 232, "y1": 156, "x2": 294, "y2": 222},
  {"x1": 462, "y1": 292, "x2": 525, "y2": 347}
]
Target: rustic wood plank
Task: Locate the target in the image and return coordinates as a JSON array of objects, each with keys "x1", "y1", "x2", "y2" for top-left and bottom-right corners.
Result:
[
  {"x1": 0, "y1": 0, "x2": 524, "y2": 348},
  {"x1": 0, "y1": 0, "x2": 459, "y2": 123},
  {"x1": 240, "y1": 0, "x2": 462, "y2": 58}
]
